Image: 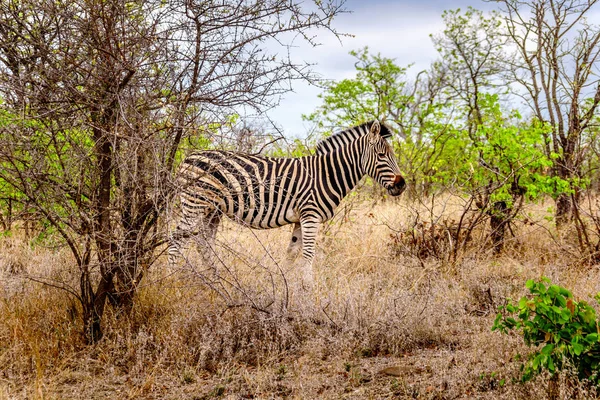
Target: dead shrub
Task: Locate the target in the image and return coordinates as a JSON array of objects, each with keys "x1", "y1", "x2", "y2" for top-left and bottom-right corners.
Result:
[
  {"x1": 3, "y1": 197, "x2": 600, "y2": 399},
  {"x1": 388, "y1": 211, "x2": 483, "y2": 264},
  {"x1": 173, "y1": 307, "x2": 308, "y2": 370}
]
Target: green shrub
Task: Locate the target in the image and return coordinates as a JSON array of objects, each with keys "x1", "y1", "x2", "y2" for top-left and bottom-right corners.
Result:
[{"x1": 493, "y1": 277, "x2": 600, "y2": 384}]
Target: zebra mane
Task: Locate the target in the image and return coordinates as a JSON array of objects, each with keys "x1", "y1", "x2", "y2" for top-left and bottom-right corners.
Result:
[{"x1": 315, "y1": 121, "x2": 392, "y2": 155}]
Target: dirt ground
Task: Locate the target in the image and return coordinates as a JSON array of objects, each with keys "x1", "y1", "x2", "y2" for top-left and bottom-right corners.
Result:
[{"x1": 2, "y1": 197, "x2": 600, "y2": 399}]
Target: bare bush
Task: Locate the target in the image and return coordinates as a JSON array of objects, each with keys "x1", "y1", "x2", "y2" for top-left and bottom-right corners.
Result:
[
  {"x1": 3, "y1": 199, "x2": 600, "y2": 398},
  {"x1": 0, "y1": 0, "x2": 345, "y2": 342}
]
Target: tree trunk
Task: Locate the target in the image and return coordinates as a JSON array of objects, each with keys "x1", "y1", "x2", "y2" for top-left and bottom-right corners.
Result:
[
  {"x1": 6, "y1": 197, "x2": 11, "y2": 230},
  {"x1": 83, "y1": 272, "x2": 115, "y2": 343},
  {"x1": 111, "y1": 259, "x2": 143, "y2": 314},
  {"x1": 489, "y1": 201, "x2": 508, "y2": 254},
  {"x1": 555, "y1": 193, "x2": 572, "y2": 228}
]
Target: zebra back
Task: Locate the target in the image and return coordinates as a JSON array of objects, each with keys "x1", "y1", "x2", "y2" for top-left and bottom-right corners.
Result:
[{"x1": 315, "y1": 121, "x2": 393, "y2": 155}]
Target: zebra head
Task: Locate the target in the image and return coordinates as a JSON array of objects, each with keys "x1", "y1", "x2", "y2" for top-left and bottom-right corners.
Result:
[{"x1": 361, "y1": 121, "x2": 406, "y2": 196}]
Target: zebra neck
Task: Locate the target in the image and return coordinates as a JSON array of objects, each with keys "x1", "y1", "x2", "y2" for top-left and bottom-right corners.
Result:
[{"x1": 319, "y1": 140, "x2": 364, "y2": 201}]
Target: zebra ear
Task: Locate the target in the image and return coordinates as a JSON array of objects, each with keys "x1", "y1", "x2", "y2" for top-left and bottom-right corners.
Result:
[{"x1": 368, "y1": 121, "x2": 381, "y2": 142}]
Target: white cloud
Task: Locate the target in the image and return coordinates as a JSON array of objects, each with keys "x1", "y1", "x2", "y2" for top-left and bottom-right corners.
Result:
[
  {"x1": 265, "y1": 0, "x2": 600, "y2": 138},
  {"x1": 266, "y1": 1, "x2": 448, "y2": 136},
  {"x1": 266, "y1": 0, "x2": 502, "y2": 137}
]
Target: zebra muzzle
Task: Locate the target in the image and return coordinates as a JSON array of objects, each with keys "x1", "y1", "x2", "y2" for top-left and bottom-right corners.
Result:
[{"x1": 388, "y1": 175, "x2": 406, "y2": 196}]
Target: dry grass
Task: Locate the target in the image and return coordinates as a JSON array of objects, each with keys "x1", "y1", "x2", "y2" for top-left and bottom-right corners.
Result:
[{"x1": 2, "y1": 195, "x2": 600, "y2": 399}]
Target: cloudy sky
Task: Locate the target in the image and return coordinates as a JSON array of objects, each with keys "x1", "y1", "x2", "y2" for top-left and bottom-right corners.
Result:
[{"x1": 266, "y1": 0, "x2": 498, "y2": 136}]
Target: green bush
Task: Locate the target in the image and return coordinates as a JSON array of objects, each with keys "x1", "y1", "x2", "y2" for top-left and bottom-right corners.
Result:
[{"x1": 493, "y1": 277, "x2": 600, "y2": 384}]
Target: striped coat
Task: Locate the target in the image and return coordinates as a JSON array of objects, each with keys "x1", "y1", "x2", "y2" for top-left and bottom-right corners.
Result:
[{"x1": 169, "y1": 120, "x2": 406, "y2": 280}]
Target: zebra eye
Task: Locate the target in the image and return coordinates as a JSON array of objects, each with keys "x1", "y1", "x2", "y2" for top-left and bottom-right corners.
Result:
[{"x1": 377, "y1": 151, "x2": 386, "y2": 157}]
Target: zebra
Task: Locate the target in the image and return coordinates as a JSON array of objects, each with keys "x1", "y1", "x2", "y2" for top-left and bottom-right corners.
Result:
[{"x1": 168, "y1": 120, "x2": 406, "y2": 284}]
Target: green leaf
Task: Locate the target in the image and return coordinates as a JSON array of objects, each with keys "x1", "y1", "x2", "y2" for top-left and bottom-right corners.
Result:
[
  {"x1": 541, "y1": 344, "x2": 554, "y2": 355},
  {"x1": 572, "y1": 342, "x2": 584, "y2": 356},
  {"x1": 519, "y1": 297, "x2": 528, "y2": 309},
  {"x1": 539, "y1": 283, "x2": 547, "y2": 294},
  {"x1": 526, "y1": 279, "x2": 535, "y2": 290},
  {"x1": 547, "y1": 356, "x2": 555, "y2": 373},
  {"x1": 555, "y1": 294, "x2": 567, "y2": 307},
  {"x1": 585, "y1": 333, "x2": 599, "y2": 344},
  {"x1": 532, "y1": 354, "x2": 542, "y2": 370}
]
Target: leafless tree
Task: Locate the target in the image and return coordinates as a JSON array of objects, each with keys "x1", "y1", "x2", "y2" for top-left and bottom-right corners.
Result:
[
  {"x1": 431, "y1": 7, "x2": 507, "y2": 136},
  {"x1": 0, "y1": 0, "x2": 345, "y2": 342},
  {"x1": 498, "y1": 0, "x2": 600, "y2": 226}
]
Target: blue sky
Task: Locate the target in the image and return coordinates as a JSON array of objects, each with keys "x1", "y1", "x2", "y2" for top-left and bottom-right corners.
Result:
[{"x1": 266, "y1": 0, "x2": 499, "y2": 136}]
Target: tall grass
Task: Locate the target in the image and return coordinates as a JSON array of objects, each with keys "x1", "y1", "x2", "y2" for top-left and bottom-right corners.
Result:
[{"x1": 2, "y1": 195, "x2": 600, "y2": 399}]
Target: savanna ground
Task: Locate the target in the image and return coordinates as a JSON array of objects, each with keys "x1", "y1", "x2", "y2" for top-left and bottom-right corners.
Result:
[{"x1": 2, "y1": 194, "x2": 600, "y2": 399}]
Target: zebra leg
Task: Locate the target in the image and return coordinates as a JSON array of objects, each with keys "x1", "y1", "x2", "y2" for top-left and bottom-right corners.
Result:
[
  {"x1": 168, "y1": 206, "x2": 220, "y2": 268},
  {"x1": 196, "y1": 211, "x2": 222, "y2": 272},
  {"x1": 297, "y1": 216, "x2": 319, "y2": 289},
  {"x1": 168, "y1": 212, "x2": 196, "y2": 266},
  {"x1": 286, "y1": 222, "x2": 303, "y2": 259}
]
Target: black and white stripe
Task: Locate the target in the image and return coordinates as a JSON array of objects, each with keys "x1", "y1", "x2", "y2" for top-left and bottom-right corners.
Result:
[{"x1": 169, "y1": 121, "x2": 406, "y2": 275}]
